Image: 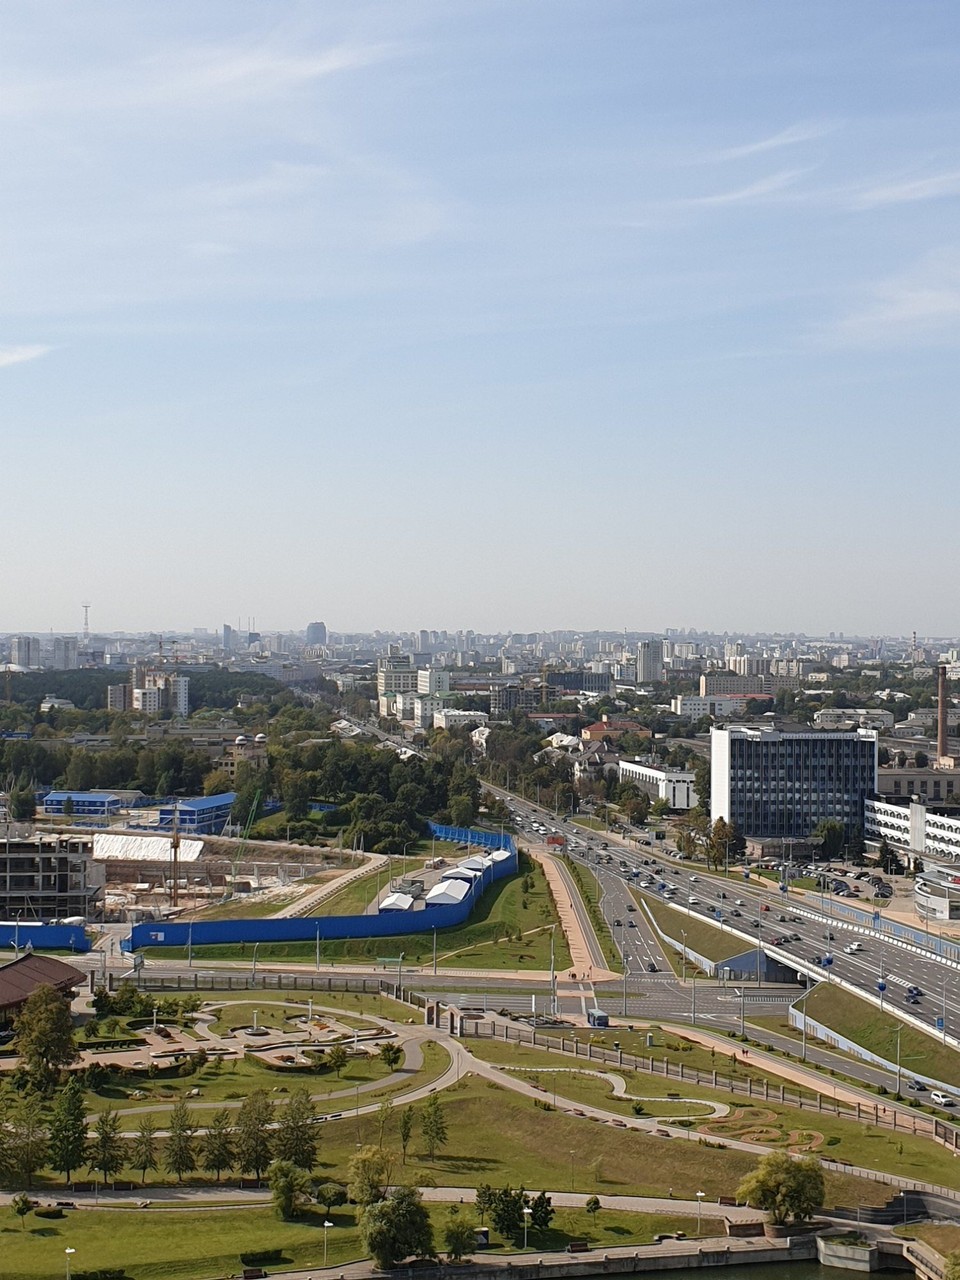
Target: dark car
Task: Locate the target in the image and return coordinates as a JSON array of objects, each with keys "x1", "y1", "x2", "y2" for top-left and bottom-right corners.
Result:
[
  {"x1": 646, "y1": 961, "x2": 658, "y2": 972},
  {"x1": 907, "y1": 1080, "x2": 927, "y2": 1092},
  {"x1": 731, "y1": 909, "x2": 742, "y2": 917},
  {"x1": 823, "y1": 931, "x2": 835, "y2": 940}
]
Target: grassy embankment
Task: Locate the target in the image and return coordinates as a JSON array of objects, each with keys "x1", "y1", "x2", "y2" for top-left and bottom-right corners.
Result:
[{"x1": 150, "y1": 853, "x2": 571, "y2": 972}]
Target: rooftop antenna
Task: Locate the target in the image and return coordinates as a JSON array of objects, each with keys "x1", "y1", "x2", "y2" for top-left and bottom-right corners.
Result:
[{"x1": 82, "y1": 603, "x2": 91, "y2": 643}]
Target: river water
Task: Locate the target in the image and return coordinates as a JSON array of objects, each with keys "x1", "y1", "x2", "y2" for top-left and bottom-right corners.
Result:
[{"x1": 603, "y1": 1266, "x2": 901, "y2": 1280}]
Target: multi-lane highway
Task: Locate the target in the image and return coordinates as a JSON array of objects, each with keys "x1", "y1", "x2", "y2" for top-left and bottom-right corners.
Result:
[{"x1": 490, "y1": 783, "x2": 960, "y2": 1077}]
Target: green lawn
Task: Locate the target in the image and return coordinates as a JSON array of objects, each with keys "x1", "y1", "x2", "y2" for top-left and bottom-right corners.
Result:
[
  {"x1": 801, "y1": 983, "x2": 960, "y2": 1090},
  {"x1": 635, "y1": 890, "x2": 747, "y2": 964},
  {"x1": 169, "y1": 853, "x2": 573, "y2": 971},
  {"x1": 571, "y1": 815, "x2": 607, "y2": 831},
  {"x1": 564, "y1": 860, "x2": 621, "y2": 969},
  {"x1": 0, "y1": 1201, "x2": 709, "y2": 1280}
]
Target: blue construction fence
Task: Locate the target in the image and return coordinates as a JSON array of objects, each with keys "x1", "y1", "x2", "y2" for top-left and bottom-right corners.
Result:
[
  {"x1": 0, "y1": 922, "x2": 91, "y2": 952},
  {"x1": 124, "y1": 827, "x2": 517, "y2": 951}
]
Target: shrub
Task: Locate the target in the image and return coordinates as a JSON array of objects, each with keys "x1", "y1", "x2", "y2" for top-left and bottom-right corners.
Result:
[
  {"x1": 239, "y1": 1250, "x2": 284, "y2": 1266},
  {"x1": 34, "y1": 1207, "x2": 64, "y2": 1219}
]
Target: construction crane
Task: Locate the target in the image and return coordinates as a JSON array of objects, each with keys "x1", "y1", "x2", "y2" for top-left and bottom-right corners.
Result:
[{"x1": 229, "y1": 788, "x2": 261, "y2": 898}]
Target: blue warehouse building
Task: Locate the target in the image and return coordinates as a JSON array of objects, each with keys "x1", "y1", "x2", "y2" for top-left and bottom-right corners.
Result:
[
  {"x1": 43, "y1": 791, "x2": 121, "y2": 817},
  {"x1": 157, "y1": 793, "x2": 236, "y2": 836}
]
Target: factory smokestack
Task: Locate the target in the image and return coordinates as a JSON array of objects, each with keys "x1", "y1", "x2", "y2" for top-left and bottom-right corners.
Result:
[{"x1": 938, "y1": 664, "x2": 948, "y2": 762}]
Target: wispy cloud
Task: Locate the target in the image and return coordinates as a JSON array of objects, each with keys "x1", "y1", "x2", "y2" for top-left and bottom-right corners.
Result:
[
  {"x1": 682, "y1": 168, "x2": 809, "y2": 207},
  {"x1": 849, "y1": 170, "x2": 960, "y2": 209},
  {"x1": 828, "y1": 250, "x2": 960, "y2": 347},
  {"x1": 0, "y1": 39, "x2": 400, "y2": 115},
  {"x1": 0, "y1": 344, "x2": 52, "y2": 369},
  {"x1": 707, "y1": 121, "x2": 836, "y2": 163}
]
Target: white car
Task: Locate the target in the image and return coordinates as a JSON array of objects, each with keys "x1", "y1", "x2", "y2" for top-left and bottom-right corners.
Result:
[
  {"x1": 734, "y1": 899, "x2": 746, "y2": 907},
  {"x1": 842, "y1": 942, "x2": 863, "y2": 954},
  {"x1": 931, "y1": 1091, "x2": 955, "y2": 1107}
]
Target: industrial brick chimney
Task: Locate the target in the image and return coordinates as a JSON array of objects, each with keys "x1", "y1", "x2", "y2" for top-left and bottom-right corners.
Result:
[{"x1": 938, "y1": 663, "x2": 949, "y2": 762}]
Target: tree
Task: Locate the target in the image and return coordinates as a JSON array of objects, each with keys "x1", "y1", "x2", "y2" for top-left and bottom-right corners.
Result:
[
  {"x1": 489, "y1": 1185, "x2": 528, "y2": 1243},
  {"x1": 398, "y1": 1106, "x2": 414, "y2": 1164},
  {"x1": 377, "y1": 1098, "x2": 392, "y2": 1149},
  {"x1": 273, "y1": 1086, "x2": 317, "y2": 1171},
  {"x1": 379, "y1": 1042, "x2": 403, "y2": 1070},
  {"x1": 737, "y1": 1152, "x2": 825, "y2": 1224},
  {"x1": 944, "y1": 1251, "x2": 960, "y2": 1280},
  {"x1": 327, "y1": 1044, "x2": 349, "y2": 1078},
  {"x1": 814, "y1": 819, "x2": 845, "y2": 861},
  {"x1": 421, "y1": 1091, "x2": 447, "y2": 1159},
  {"x1": 529, "y1": 1189, "x2": 554, "y2": 1233},
  {"x1": 235, "y1": 1090, "x2": 274, "y2": 1178},
  {"x1": 11, "y1": 1192, "x2": 31, "y2": 1230},
  {"x1": 317, "y1": 1181, "x2": 348, "y2": 1215},
  {"x1": 708, "y1": 816, "x2": 731, "y2": 871},
  {"x1": 585, "y1": 1195, "x2": 601, "y2": 1221},
  {"x1": 848, "y1": 824, "x2": 867, "y2": 865},
  {"x1": 48, "y1": 1076, "x2": 88, "y2": 1183},
  {"x1": 348, "y1": 1144, "x2": 391, "y2": 1207},
  {"x1": 14, "y1": 984, "x2": 77, "y2": 1087},
  {"x1": 475, "y1": 1183, "x2": 494, "y2": 1225},
  {"x1": 268, "y1": 1158, "x2": 313, "y2": 1221},
  {"x1": 165, "y1": 1099, "x2": 197, "y2": 1182},
  {"x1": 130, "y1": 1116, "x2": 159, "y2": 1184},
  {"x1": 7, "y1": 1092, "x2": 48, "y2": 1188},
  {"x1": 915, "y1": 749, "x2": 929, "y2": 769},
  {"x1": 443, "y1": 1208, "x2": 477, "y2": 1262},
  {"x1": 201, "y1": 1110, "x2": 235, "y2": 1182},
  {"x1": 360, "y1": 1185, "x2": 435, "y2": 1270},
  {"x1": 283, "y1": 774, "x2": 311, "y2": 822},
  {"x1": 9, "y1": 787, "x2": 36, "y2": 821},
  {"x1": 88, "y1": 1107, "x2": 126, "y2": 1183}
]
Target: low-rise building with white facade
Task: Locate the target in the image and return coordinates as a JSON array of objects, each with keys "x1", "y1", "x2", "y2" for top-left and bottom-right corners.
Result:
[
  {"x1": 433, "y1": 707, "x2": 488, "y2": 730},
  {"x1": 618, "y1": 758, "x2": 697, "y2": 809},
  {"x1": 813, "y1": 707, "x2": 894, "y2": 730},
  {"x1": 864, "y1": 795, "x2": 960, "y2": 866},
  {"x1": 671, "y1": 694, "x2": 756, "y2": 718}
]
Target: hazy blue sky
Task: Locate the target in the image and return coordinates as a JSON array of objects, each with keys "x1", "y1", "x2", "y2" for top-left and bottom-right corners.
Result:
[{"x1": 3, "y1": 2, "x2": 958, "y2": 637}]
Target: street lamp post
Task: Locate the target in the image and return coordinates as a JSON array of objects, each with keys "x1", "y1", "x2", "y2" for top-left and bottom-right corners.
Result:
[
  {"x1": 523, "y1": 1206, "x2": 533, "y2": 1251},
  {"x1": 324, "y1": 1219, "x2": 333, "y2": 1265},
  {"x1": 696, "y1": 1190, "x2": 705, "y2": 1235},
  {"x1": 569, "y1": 1149, "x2": 575, "y2": 1192},
  {"x1": 691, "y1": 973, "x2": 697, "y2": 1026},
  {"x1": 901, "y1": 1190, "x2": 908, "y2": 1226},
  {"x1": 622, "y1": 960, "x2": 629, "y2": 1017},
  {"x1": 681, "y1": 930, "x2": 687, "y2": 984},
  {"x1": 65, "y1": 1248, "x2": 76, "y2": 1280},
  {"x1": 251, "y1": 941, "x2": 260, "y2": 981}
]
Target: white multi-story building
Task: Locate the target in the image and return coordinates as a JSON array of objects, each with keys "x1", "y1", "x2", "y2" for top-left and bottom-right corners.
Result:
[
  {"x1": 132, "y1": 687, "x2": 162, "y2": 713},
  {"x1": 813, "y1": 708, "x2": 894, "y2": 731},
  {"x1": 865, "y1": 796, "x2": 960, "y2": 861},
  {"x1": 413, "y1": 693, "x2": 446, "y2": 729},
  {"x1": 417, "y1": 668, "x2": 450, "y2": 695},
  {"x1": 671, "y1": 694, "x2": 754, "y2": 718},
  {"x1": 377, "y1": 655, "x2": 418, "y2": 697},
  {"x1": 433, "y1": 708, "x2": 489, "y2": 730},
  {"x1": 618, "y1": 758, "x2": 697, "y2": 809}
]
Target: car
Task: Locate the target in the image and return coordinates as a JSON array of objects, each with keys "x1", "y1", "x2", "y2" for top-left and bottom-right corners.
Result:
[
  {"x1": 647, "y1": 961, "x2": 658, "y2": 972},
  {"x1": 626, "y1": 903, "x2": 636, "y2": 912},
  {"x1": 749, "y1": 919, "x2": 760, "y2": 928},
  {"x1": 717, "y1": 890, "x2": 727, "y2": 899},
  {"x1": 823, "y1": 931, "x2": 835, "y2": 940},
  {"x1": 905, "y1": 994, "x2": 919, "y2": 1004},
  {"x1": 908, "y1": 986, "x2": 923, "y2": 997},
  {"x1": 614, "y1": 919, "x2": 623, "y2": 928},
  {"x1": 690, "y1": 874, "x2": 699, "y2": 882},
  {"x1": 907, "y1": 1080, "x2": 927, "y2": 1092},
  {"x1": 734, "y1": 899, "x2": 746, "y2": 906},
  {"x1": 777, "y1": 913, "x2": 787, "y2": 922},
  {"x1": 931, "y1": 1091, "x2": 955, "y2": 1107},
  {"x1": 813, "y1": 954, "x2": 822, "y2": 965},
  {"x1": 628, "y1": 919, "x2": 636, "y2": 928},
  {"x1": 731, "y1": 909, "x2": 742, "y2": 917},
  {"x1": 791, "y1": 933, "x2": 802, "y2": 942},
  {"x1": 688, "y1": 896, "x2": 700, "y2": 905},
  {"x1": 842, "y1": 942, "x2": 863, "y2": 954},
  {"x1": 760, "y1": 904, "x2": 770, "y2": 912},
  {"x1": 600, "y1": 842, "x2": 609, "y2": 850}
]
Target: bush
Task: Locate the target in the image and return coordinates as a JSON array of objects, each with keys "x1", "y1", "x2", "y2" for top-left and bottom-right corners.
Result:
[
  {"x1": 34, "y1": 1207, "x2": 64, "y2": 1219},
  {"x1": 239, "y1": 1250, "x2": 284, "y2": 1266},
  {"x1": 74, "y1": 1271, "x2": 129, "y2": 1280}
]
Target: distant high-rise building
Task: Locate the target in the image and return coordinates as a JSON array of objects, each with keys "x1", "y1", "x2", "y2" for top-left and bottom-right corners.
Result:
[
  {"x1": 107, "y1": 683, "x2": 133, "y2": 712},
  {"x1": 11, "y1": 635, "x2": 40, "y2": 668},
  {"x1": 52, "y1": 637, "x2": 79, "y2": 670},
  {"x1": 306, "y1": 621, "x2": 327, "y2": 647},
  {"x1": 636, "y1": 639, "x2": 664, "y2": 684},
  {"x1": 222, "y1": 624, "x2": 234, "y2": 652}
]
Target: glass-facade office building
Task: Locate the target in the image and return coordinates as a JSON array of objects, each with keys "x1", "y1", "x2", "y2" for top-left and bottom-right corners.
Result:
[{"x1": 711, "y1": 725, "x2": 878, "y2": 838}]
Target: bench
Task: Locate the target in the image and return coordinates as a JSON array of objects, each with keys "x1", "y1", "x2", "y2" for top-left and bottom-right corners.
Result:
[
  {"x1": 567, "y1": 1241, "x2": 590, "y2": 1253},
  {"x1": 242, "y1": 1269, "x2": 266, "y2": 1280}
]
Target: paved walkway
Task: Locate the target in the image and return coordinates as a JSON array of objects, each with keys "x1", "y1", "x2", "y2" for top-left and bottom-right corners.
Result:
[
  {"x1": 528, "y1": 845, "x2": 618, "y2": 982},
  {"x1": 273, "y1": 854, "x2": 388, "y2": 918}
]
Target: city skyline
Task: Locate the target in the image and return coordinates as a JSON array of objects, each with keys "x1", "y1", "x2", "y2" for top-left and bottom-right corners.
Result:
[{"x1": 3, "y1": 2, "x2": 958, "y2": 633}]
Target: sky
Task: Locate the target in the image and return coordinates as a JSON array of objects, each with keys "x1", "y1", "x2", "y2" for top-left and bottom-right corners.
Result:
[{"x1": 3, "y1": 1, "x2": 959, "y2": 638}]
